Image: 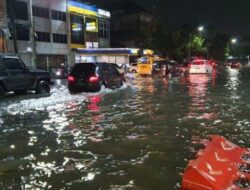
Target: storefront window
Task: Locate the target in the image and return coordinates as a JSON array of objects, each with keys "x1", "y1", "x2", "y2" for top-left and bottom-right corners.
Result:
[
  {"x1": 70, "y1": 14, "x2": 84, "y2": 44},
  {"x1": 85, "y1": 17, "x2": 98, "y2": 32}
]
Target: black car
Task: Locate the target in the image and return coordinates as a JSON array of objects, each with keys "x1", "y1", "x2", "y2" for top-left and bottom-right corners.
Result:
[
  {"x1": 152, "y1": 60, "x2": 169, "y2": 76},
  {"x1": 0, "y1": 54, "x2": 52, "y2": 97},
  {"x1": 67, "y1": 62, "x2": 125, "y2": 93}
]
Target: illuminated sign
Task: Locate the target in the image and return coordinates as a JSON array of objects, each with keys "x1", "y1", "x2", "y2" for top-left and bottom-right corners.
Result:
[
  {"x1": 130, "y1": 49, "x2": 139, "y2": 55},
  {"x1": 93, "y1": 42, "x2": 99, "y2": 48},
  {"x1": 72, "y1": 23, "x2": 82, "y2": 31},
  {"x1": 26, "y1": 47, "x2": 32, "y2": 52},
  {"x1": 143, "y1": 49, "x2": 154, "y2": 55},
  {"x1": 76, "y1": 48, "x2": 140, "y2": 55},
  {"x1": 98, "y1": 9, "x2": 111, "y2": 18},
  {"x1": 68, "y1": 1, "x2": 97, "y2": 16},
  {"x1": 86, "y1": 22, "x2": 97, "y2": 31},
  {"x1": 85, "y1": 17, "x2": 98, "y2": 32},
  {"x1": 86, "y1": 42, "x2": 99, "y2": 49}
]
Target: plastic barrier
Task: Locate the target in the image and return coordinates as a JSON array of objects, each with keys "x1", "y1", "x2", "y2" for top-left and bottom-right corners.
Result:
[{"x1": 182, "y1": 136, "x2": 250, "y2": 190}]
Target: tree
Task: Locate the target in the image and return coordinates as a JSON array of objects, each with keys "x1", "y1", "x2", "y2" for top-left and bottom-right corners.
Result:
[
  {"x1": 166, "y1": 30, "x2": 187, "y2": 62},
  {"x1": 188, "y1": 34, "x2": 206, "y2": 57}
]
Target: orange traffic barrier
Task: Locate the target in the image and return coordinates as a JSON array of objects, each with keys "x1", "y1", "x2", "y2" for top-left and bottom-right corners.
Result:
[{"x1": 182, "y1": 136, "x2": 250, "y2": 190}]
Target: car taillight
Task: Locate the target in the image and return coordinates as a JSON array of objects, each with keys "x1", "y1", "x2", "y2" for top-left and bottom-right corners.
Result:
[
  {"x1": 67, "y1": 75, "x2": 76, "y2": 83},
  {"x1": 89, "y1": 76, "x2": 99, "y2": 83}
]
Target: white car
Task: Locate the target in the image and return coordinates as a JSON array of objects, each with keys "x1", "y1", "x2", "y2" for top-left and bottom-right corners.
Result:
[
  {"x1": 129, "y1": 63, "x2": 138, "y2": 73},
  {"x1": 189, "y1": 59, "x2": 213, "y2": 74}
]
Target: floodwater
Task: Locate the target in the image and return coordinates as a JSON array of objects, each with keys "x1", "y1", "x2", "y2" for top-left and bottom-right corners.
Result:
[{"x1": 0, "y1": 67, "x2": 249, "y2": 190}]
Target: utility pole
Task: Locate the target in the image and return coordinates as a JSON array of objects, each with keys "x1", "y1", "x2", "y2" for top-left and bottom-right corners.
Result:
[
  {"x1": 188, "y1": 34, "x2": 191, "y2": 62},
  {"x1": 66, "y1": 0, "x2": 72, "y2": 66},
  {"x1": 29, "y1": 0, "x2": 36, "y2": 68},
  {"x1": 9, "y1": 0, "x2": 18, "y2": 53}
]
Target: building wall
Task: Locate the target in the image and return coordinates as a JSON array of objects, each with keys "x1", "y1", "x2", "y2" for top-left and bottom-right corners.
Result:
[
  {"x1": 4, "y1": 0, "x2": 111, "y2": 68},
  {"x1": 110, "y1": 11, "x2": 153, "y2": 48},
  {"x1": 99, "y1": 38, "x2": 110, "y2": 48},
  {"x1": 5, "y1": 0, "x2": 69, "y2": 68}
]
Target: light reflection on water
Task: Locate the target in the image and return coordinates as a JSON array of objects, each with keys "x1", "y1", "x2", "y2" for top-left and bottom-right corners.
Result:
[{"x1": 0, "y1": 71, "x2": 250, "y2": 189}]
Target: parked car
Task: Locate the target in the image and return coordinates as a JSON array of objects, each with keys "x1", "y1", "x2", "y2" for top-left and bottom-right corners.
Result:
[
  {"x1": 110, "y1": 63, "x2": 125, "y2": 75},
  {"x1": 129, "y1": 63, "x2": 138, "y2": 73},
  {"x1": 0, "y1": 54, "x2": 52, "y2": 97},
  {"x1": 167, "y1": 60, "x2": 183, "y2": 76},
  {"x1": 67, "y1": 62, "x2": 125, "y2": 93},
  {"x1": 151, "y1": 60, "x2": 167, "y2": 77}
]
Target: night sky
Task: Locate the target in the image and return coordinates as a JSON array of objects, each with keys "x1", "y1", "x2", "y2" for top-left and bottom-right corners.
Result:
[{"x1": 91, "y1": 0, "x2": 250, "y2": 36}]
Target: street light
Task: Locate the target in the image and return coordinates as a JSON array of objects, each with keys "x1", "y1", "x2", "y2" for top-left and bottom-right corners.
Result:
[
  {"x1": 198, "y1": 26, "x2": 204, "y2": 32},
  {"x1": 231, "y1": 38, "x2": 237, "y2": 44},
  {"x1": 230, "y1": 38, "x2": 238, "y2": 60}
]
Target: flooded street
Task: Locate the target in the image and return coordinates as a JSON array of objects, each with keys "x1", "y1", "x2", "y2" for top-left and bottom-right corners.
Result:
[{"x1": 0, "y1": 68, "x2": 250, "y2": 190}]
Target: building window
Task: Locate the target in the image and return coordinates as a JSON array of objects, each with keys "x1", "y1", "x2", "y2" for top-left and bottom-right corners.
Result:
[
  {"x1": 35, "y1": 31, "x2": 50, "y2": 42},
  {"x1": 51, "y1": 10, "x2": 66, "y2": 21},
  {"x1": 53, "y1": 34, "x2": 67, "y2": 44},
  {"x1": 32, "y1": 6, "x2": 49, "y2": 19},
  {"x1": 7, "y1": 1, "x2": 28, "y2": 20},
  {"x1": 16, "y1": 24, "x2": 30, "y2": 41},
  {"x1": 70, "y1": 14, "x2": 84, "y2": 44},
  {"x1": 99, "y1": 20, "x2": 109, "y2": 38},
  {"x1": 85, "y1": 17, "x2": 98, "y2": 33}
]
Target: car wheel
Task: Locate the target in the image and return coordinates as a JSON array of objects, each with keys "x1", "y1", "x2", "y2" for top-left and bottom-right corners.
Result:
[
  {"x1": 0, "y1": 85, "x2": 5, "y2": 97},
  {"x1": 36, "y1": 81, "x2": 50, "y2": 94}
]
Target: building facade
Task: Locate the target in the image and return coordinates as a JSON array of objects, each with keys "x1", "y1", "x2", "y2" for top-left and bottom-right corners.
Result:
[
  {"x1": 104, "y1": 1, "x2": 153, "y2": 48},
  {"x1": 2, "y1": 0, "x2": 110, "y2": 69},
  {"x1": 0, "y1": 0, "x2": 8, "y2": 53}
]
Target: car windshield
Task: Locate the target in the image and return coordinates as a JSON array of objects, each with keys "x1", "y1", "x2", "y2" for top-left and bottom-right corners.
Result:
[
  {"x1": 71, "y1": 63, "x2": 96, "y2": 77},
  {"x1": 138, "y1": 57, "x2": 149, "y2": 64}
]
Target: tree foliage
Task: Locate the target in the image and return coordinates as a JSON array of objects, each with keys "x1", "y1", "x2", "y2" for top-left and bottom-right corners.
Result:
[
  {"x1": 140, "y1": 21, "x2": 234, "y2": 62},
  {"x1": 188, "y1": 34, "x2": 206, "y2": 57}
]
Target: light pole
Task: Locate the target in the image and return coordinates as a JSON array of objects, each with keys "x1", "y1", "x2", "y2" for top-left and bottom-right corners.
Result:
[
  {"x1": 198, "y1": 26, "x2": 210, "y2": 59},
  {"x1": 230, "y1": 38, "x2": 237, "y2": 60}
]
